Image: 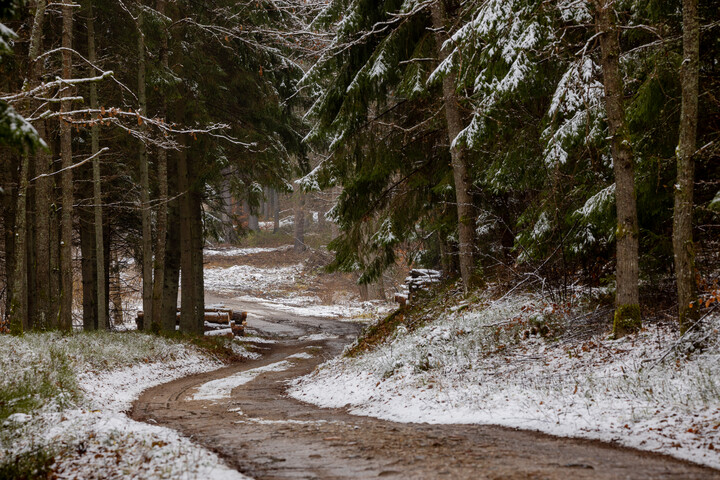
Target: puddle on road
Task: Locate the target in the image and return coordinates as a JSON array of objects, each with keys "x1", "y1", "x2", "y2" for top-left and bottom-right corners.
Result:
[{"x1": 192, "y1": 360, "x2": 293, "y2": 401}]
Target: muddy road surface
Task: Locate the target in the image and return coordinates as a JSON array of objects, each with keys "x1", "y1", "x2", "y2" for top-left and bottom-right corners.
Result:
[{"x1": 132, "y1": 298, "x2": 719, "y2": 479}]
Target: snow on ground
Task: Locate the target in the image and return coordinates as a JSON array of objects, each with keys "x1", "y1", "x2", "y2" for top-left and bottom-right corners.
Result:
[
  {"x1": 0, "y1": 332, "x2": 251, "y2": 479},
  {"x1": 204, "y1": 245, "x2": 293, "y2": 257},
  {"x1": 289, "y1": 293, "x2": 720, "y2": 470},
  {"x1": 203, "y1": 264, "x2": 302, "y2": 294},
  {"x1": 233, "y1": 294, "x2": 393, "y2": 321}
]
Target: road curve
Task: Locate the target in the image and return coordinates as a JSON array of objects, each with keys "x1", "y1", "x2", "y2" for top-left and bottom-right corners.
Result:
[{"x1": 131, "y1": 300, "x2": 720, "y2": 480}]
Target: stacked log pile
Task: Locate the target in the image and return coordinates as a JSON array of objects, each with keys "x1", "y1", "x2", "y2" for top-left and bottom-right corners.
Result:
[{"x1": 136, "y1": 307, "x2": 248, "y2": 337}]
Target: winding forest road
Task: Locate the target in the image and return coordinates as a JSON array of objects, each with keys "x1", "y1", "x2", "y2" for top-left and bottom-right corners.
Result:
[{"x1": 131, "y1": 295, "x2": 720, "y2": 479}]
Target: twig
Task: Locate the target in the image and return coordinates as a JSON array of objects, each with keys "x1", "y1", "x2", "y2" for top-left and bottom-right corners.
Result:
[
  {"x1": 643, "y1": 303, "x2": 719, "y2": 370},
  {"x1": 30, "y1": 147, "x2": 109, "y2": 181}
]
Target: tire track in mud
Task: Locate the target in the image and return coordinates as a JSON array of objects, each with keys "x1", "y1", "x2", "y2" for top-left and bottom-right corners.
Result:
[{"x1": 131, "y1": 304, "x2": 720, "y2": 480}]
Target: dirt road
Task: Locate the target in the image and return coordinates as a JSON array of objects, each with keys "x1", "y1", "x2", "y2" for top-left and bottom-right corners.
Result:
[{"x1": 131, "y1": 297, "x2": 719, "y2": 480}]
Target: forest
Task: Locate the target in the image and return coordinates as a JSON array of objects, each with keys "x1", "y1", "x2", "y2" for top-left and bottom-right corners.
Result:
[
  {"x1": 1, "y1": 0, "x2": 718, "y2": 338},
  {"x1": 0, "y1": 0, "x2": 719, "y2": 477}
]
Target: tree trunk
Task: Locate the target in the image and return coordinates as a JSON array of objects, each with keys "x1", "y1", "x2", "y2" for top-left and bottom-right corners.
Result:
[
  {"x1": 1, "y1": 152, "x2": 18, "y2": 324},
  {"x1": 161, "y1": 153, "x2": 180, "y2": 333},
  {"x1": 28, "y1": 0, "x2": 52, "y2": 330},
  {"x1": 219, "y1": 175, "x2": 238, "y2": 243},
  {"x1": 294, "y1": 188, "x2": 305, "y2": 252},
  {"x1": 9, "y1": 153, "x2": 29, "y2": 334},
  {"x1": 273, "y1": 190, "x2": 280, "y2": 233},
  {"x1": 79, "y1": 195, "x2": 98, "y2": 330},
  {"x1": 594, "y1": 0, "x2": 641, "y2": 337},
  {"x1": 26, "y1": 176, "x2": 36, "y2": 330},
  {"x1": 137, "y1": 11, "x2": 153, "y2": 330},
  {"x1": 151, "y1": 0, "x2": 169, "y2": 331},
  {"x1": 110, "y1": 246, "x2": 123, "y2": 326},
  {"x1": 87, "y1": 2, "x2": 108, "y2": 330},
  {"x1": 190, "y1": 165, "x2": 205, "y2": 333},
  {"x1": 249, "y1": 208, "x2": 259, "y2": 232},
  {"x1": 34, "y1": 121, "x2": 52, "y2": 330},
  {"x1": 178, "y1": 141, "x2": 192, "y2": 332},
  {"x1": 58, "y1": 0, "x2": 74, "y2": 331},
  {"x1": 673, "y1": 0, "x2": 699, "y2": 333},
  {"x1": 178, "y1": 141, "x2": 204, "y2": 334},
  {"x1": 430, "y1": 1, "x2": 475, "y2": 293}
]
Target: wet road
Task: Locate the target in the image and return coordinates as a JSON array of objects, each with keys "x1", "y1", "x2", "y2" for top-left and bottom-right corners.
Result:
[{"x1": 131, "y1": 296, "x2": 720, "y2": 479}]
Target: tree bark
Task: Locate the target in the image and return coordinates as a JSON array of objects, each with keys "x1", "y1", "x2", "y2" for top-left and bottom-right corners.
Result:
[
  {"x1": 110, "y1": 246, "x2": 123, "y2": 326},
  {"x1": 273, "y1": 190, "x2": 280, "y2": 233},
  {"x1": 1, "y1": 151, "x2": 18, "y2": 324},
  {"x1": 9, "y1": 153, "x2": 29, "y2": 334},
  {"x1": 79, "y1": 194, "x2": 98, "y2": 330},
  {"x1": 594, "y1": 0, "x2": 641, "y2": 337},
  {"x1": 673, "y1": 0, "x2": 699, "y2": 333},
  {"x1": 151, "y1": 0, "x2": 169, "y2": 331},
  {"x1": 178, "y1": 141, "x2": 192, "y2": 333},
  {"x1": 294, "y1": 187, "x2": 305, "y2": 252},
  {"x1": 161, "y1": 153, "x2": 180, "y2": 333},
  {"x1": 430, "y1": 1, "x2": 475, "y2": 293},
  {"x1": 177, "y1": 140, "x2": 203, "y2": 334},
  {"x1": 58, "y1": 0, "x2": 74, "y2": 331},
  {"x1": 29, "y1": 0, "x2": 52, "y2": 330},
  {"x1": 137, "y1": 11, "x2": 154, "y2": 330},
  {"x1": 87, "y1": 2, "x2": 108, "y2": 330},
  {"x1": 190, "y1": 164, "x2": 205, "y2": 333}
]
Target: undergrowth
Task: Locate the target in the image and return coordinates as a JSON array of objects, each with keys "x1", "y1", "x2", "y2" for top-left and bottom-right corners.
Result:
[
  {"x1": 0, "y1": 445, "x2": 56, "y2": 480},
  {"x1": 346, "y1": 282, "x2": 459, "y2": 357}
]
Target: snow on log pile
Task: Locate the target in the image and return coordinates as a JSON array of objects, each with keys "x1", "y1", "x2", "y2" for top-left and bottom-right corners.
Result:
[
  {"x1": 289, "y1": 292, "x2": 720, "y2": 470},
  {"x1": 0, "y1": 332, "x2": 251, "y2": 479}
]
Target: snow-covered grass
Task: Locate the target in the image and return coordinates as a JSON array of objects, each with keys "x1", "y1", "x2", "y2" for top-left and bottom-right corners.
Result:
[
  {"x1": 204, "y1": 245, "x2": 293, "y2": 257},
  {"x1": 233, "y1": 294, "x2": 393, "y2": 321},
  {"x1": 289, "y1": 290, "x2": 720, "y2": 469},
  {"x1": 203, "y1": 264, "x2": 302, "y2": 294},
  {"x1": 0, "y1": 331, "x2": 250, "y2": 479}
]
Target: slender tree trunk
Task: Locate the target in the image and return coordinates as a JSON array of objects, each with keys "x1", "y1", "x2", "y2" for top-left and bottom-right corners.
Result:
[
  {"x1": 28, "y1": 0, "x2": 52, "y2": 330},
  {"x1": 430, "y1": 1, "x2": 475, "y2": 293},
  {"x1": 294, "y1": 187, "x2": 305, "y2": 252},
  {"x1": 1, "y1": 152, "x2": 18, "y2": 324},
  {"x1": 26, "y1": 176, "x2": 36, "y2": 330},
  {"x1": 79, "y1": 197, "x2": 98, "y2": 330},
  {"x1": 137, "y1": 11, "x2": 153, "y2": 330},
  {"x1": 273, "y1": 190, "x2": 280, "y2": 233},
  {"x1": 220, "y1": 177, "x2": 238, "y2": 243},
  {"x1": 673, "y1": 0, "x2": 699, "y2": 333},
  {"x1": 151, "y1": 0, "x2": 169, "y2": 331},
  {"x1": 594, "y1": 0, "x2": 641, "y2": 337},
  {"x1": 58, "y1": 0, "x2": 74, "y2": 331},
  {"x1": 110, "y1": 246, "x2": 123, "y2": 326},
  {"x1": 50, "y1": 192, "x2": 61, "y2": 324},
  {"x1": 177, "y1": 145, "x2": 204, "y2": 335},
  {"x1": 9, "y1": 153, "x2": 29, "y2": 334},
  {"x1": 34, "y1": 121, "x2": 52, "y2": 330},
  {"x1": 178, "y1": 140, "x2": 198, "y2": 333},
  {"x1": 190, "y1": 166, "x2": 205, "y2": 333},
  {"x1": 87, "y1": 3, "x2": 107, "y2": 330},
  {"x1": 161, "y1": 154, "x2": 180, "y2": 333}
]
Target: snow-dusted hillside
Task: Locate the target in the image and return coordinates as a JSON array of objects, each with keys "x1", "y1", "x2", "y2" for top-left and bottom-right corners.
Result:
[{"x1": 290, "y1": 289, "x2": 720, "y2": 469}]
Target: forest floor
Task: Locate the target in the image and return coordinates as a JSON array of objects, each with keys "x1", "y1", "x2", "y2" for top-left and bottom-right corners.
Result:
[{"x1": 131, "y1": 243, "x2": 719, "y2": 479}]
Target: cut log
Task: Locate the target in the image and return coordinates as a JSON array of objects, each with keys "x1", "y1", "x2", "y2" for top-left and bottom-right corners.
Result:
[{"x1": 138, "y1": 308, "x2": 247, "y2": 336}]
